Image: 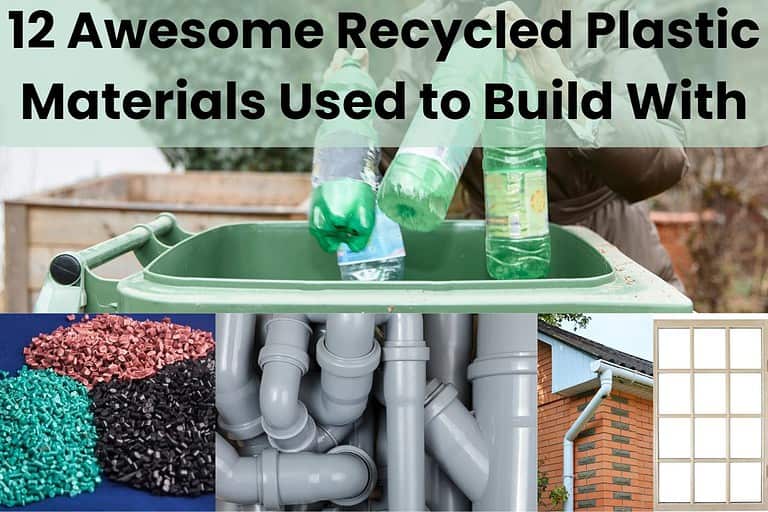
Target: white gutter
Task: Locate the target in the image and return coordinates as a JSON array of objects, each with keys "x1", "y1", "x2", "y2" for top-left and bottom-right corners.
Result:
[{"x1": 562, "y1": 361, "x2": 653, "y2": 512}]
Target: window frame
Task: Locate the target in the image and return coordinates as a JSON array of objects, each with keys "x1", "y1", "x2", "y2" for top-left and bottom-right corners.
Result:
[{"x1": 654, "y1": 319, "x2": 768, "y2": 511}]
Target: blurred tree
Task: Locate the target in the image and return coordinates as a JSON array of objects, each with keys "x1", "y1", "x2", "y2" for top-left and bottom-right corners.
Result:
[
  {"x1": 100, "y1": 0, "x2": 332, "y2": 172},
  {"x1": 539, "y1": 314, "x2": 590, "y2": 330},
  {"x1": 162, "y1": 147, "x2": 312, "y2": 173}
]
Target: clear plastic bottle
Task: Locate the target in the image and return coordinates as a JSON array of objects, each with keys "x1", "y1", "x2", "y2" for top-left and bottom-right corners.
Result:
[
  {"x1": 483, "y1": 58, "x2": 551, "y2": 280},
  {"x1": 338, "y1": 208, "x2": 406, "y2": 281},
  {"x1": 378, "y1": 29, "x2": 503, "y2": 232},
  {"x1": 310, "y1": 58, "x2": 380, "y2": 253},
  {"x1": 310, "y1": 58, "x2": 406, "y2": 281}
]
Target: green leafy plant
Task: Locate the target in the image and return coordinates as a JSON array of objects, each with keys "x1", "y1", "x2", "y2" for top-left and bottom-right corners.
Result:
[
  {"x1": 549, "y1": 484, "x2": 569, "y2": 510},
  {"x1": 537, "y1": 470, "x2": 549, "y2": 504},
  {"x1": 539, "y1": 313, "x2": 590, "y2": 330},
  {"x1": 538, "y1": 470, "x2": 569, "y2": 511}
]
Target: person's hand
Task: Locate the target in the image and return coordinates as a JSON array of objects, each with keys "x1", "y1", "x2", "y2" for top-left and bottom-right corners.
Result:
[
  {"x1": 323, "y1": 48, "x2": 370, "y2": 82},
  {"x1": 475, "y1": 2, "x2": 576, "y2": 89}
]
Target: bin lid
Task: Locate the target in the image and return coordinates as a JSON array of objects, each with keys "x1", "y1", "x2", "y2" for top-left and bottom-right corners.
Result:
[{"x1": 105, "y1": 221, "x2": 692, "y2": 313}]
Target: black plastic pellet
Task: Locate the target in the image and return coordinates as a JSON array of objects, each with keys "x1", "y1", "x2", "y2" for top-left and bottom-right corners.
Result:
[{"x1": 89, "y1": 355, "x2": 215, "y2": 496}]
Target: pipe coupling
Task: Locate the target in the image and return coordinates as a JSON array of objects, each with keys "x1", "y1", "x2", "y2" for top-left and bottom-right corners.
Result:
[
  {"x1": 264, "y1": 315, "x2": 313, "y2": 335},
  {"x1": 424, "y1": 379, "x2": 459, "y2": 426},
  {"x1": 217, "y1": 414, "x2": 264, "y2": 442},
  {"x1": 258, "y1": 344, "x2": 310, "y2": 375},
  {"x1": 467, "y1": 351, "x2": 537, "y2": 381},
  {"x1": 382, "y1": 343, "x2": 430, "y2": 362},
  {"x1": 316, "y1": 336, "x2": 381, "y2": 378},
  {"x1": 258, "y1": 449, "x2": 282, "y2": 509},
  {"x1": 327, "y1": 445, "x2": 378, "y2": 507}
]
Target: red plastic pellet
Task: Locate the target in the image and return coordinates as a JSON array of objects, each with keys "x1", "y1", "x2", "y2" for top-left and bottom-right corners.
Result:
[{"x1": 23, "y1": 315, "x2": 215, "y2": 389}]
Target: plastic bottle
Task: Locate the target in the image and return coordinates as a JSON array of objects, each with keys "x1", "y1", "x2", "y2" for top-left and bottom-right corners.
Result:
[
  {"x1": 337, "y1": 208, "x2": 406, "y2": 281},
  {"x1": 309, "y1": 58, "x2": 406, "y2": 281},
  {"x1": 482, "y1": 58, "x2": 551, "y2": 280},
  {"x1": 377, "y1": 29, "x2": 503, "y2": 232}
]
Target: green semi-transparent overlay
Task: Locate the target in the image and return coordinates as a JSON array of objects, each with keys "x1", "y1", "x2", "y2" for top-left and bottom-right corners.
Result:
[{"x1": 0, "y1": 0, "x2": 765, "y2": 147}]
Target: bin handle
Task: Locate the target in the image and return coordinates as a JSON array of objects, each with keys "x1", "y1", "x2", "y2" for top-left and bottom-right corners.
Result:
[{"x1": 48, "y1": 213, "x2": 180, "y2": 286}]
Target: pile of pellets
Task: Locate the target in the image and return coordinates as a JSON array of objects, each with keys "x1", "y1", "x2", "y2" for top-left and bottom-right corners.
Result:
[
  {"x1": 0, "y1": 367, "x2": 101, "y2": 507},
  {"x1": 24, "y1": 314, "x2": 215, "y2": 388},
  {"x1": 90, "y1": 354, "x2": 215, "y2": 496}
]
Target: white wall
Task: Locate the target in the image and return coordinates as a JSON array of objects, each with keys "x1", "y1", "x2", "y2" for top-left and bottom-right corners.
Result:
[{"x1": 0, "y1": 148, "x2": 172, "y2": 295}]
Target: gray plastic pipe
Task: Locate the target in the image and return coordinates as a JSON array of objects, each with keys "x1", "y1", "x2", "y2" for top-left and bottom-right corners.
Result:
[
  {"x1": 216, "y1": 433, "x2": 376, "y2": 508},
  {"x1": 563, "y1": 361, "x2": 653, "y2": 512},
  {"x1": 258, "y1": 314, "x2": 317, "y2": 452},
  {"x1": 424, "y1": 315, "x2": 538, "y2": 511},
  {"x1": 424, "y1": 314, "x2": 473, "y2": 512},
  {"x1": 470, "y1": 314, "x2": 538, "y2": 511},
  {"x1": 315, "y1": 422, "x2": 355, "y2": 453},
  {"x1": 347, "y1": 409, "x2": 377, "y2": 457},
  {"x1": 216, "y1": 314, "x2": 264, "y2": 441},
  {"x1": 424, "y1": 314, "x2": 474, "y2": 405},
  {"x1": 382, "y1": 314, "x2": 429, "y2": 511},
  {"x1": 301, "y1": 313, "x2": 380, "y2": 426},
  {"x1": 424, "y1": 380, "x2": 489, "y2": 502},
  {"x1": 234, "y1": 436, "x2": 272, "y2": 457}
]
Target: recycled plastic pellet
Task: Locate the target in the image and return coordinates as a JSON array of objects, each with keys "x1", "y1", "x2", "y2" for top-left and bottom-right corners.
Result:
[
  {"x1": 90, "y1": 354, "x2": 215, "y2": 496},
  {"x1": 0, "y1": 367, "x2": 101, "y2": 507},
  {"x1": 24, "y1": 314, "x2": 215, "y2": 389}
]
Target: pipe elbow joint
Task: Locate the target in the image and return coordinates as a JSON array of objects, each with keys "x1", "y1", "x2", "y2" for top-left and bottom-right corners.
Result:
[
  {"x1": 258, "y1": 341, "x2": 315, "y2": 452},
  {"x1": 325, "y1": 446, "x2": 378, "y2": 507},
  {"x1": 259, "y1": 380, "x2": 304, "y2": 432}
]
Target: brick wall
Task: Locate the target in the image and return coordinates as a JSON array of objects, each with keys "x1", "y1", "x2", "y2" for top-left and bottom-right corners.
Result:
[{"x1": 538, "y1": 342, "x2": 654, "y2": 512}]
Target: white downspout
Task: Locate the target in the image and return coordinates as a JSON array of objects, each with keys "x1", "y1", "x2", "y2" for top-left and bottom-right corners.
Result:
[{"x1": 562, "y1": 360, "x2": 653, "y2": 512}]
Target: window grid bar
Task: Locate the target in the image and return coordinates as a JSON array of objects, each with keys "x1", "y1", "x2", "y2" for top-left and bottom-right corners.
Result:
[
  {"x1": 658, "y1": 368, "x2": 761, "y2": 374},
  {"x1": 659, "y1": 458, "x2": 763, "y2": 463},
  {"x1": 725, "y1": 327, "x2": 731, "y2": 503},
  {"x1": 689, "y1": 326, "x2": 695, "y2": 504},
  {"x1": 658, "y1": 413, "x2": 761, "y2": 419}
]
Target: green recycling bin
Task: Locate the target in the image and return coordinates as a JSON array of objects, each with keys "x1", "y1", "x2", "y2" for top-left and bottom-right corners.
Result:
[{"x1": 34, "y1": 213, "x2": 692, "y2": 313}]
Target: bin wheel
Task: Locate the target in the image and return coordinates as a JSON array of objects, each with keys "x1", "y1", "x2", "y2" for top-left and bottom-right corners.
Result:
[{"x1": 50, "y1": 254, "x2": 82, "y2": 286}]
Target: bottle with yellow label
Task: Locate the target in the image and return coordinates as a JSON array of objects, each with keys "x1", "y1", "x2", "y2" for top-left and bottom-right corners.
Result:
[{"x1": 482, "y1": 57, "x2": 551, "y2": 280}]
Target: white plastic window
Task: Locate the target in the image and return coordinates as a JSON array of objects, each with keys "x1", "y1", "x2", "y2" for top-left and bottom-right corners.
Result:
[{"x1": 656, "y1": 323, "x2": 766, "y2": 509}]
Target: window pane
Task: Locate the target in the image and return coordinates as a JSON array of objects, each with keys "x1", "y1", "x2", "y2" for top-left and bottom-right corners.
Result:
[
  {"x1": 694, "y1": 463, "x2": 726, "y2": 503},
  {"x1": 730, "y1": 418, "x2": 762, "y2": 459},
  {"x1": 694, "y1": 374, "x2": 726, "y2": 414},
  {"x1": 659, "y1": 418, "x2": 691, "y2": 458},
  {"x1": 694, "y1": 418, "x2": 726, "y2": 459},
  {"x1": 693, "y1": 328, "x2": 726, "y2": 369},
  {"x1": 730, "y1": 329, "x2": 762, "y2": 370},
  {"x1": 730, "y1": 373, "x2": 762, "y2": 414},
  {"x1": 658, "y1": 374, "x2": 691, "y2": 414},
  {"x1": 730, "y1": 462, "x2": 763, "y2": 503},
  {"x1": 658, "y1": 328, "x2": 691, "y2": 369},
  {"x1": 659, "y1": 462, "x2": 691, "y2": 503}
]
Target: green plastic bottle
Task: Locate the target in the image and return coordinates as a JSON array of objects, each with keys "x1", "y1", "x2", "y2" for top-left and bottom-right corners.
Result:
[
  {"x1": 378, "y1": 30, "x2": 503, "y2": 232},
  {"x1": 482, "y1": 58, "x2": 551, "y2": 279},
  {"x1": 309, "y1": 58, "x2": 380, "y2": 253}
]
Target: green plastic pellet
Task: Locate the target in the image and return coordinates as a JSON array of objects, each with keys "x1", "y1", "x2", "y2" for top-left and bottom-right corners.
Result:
[{"x1": 0, "y1": 367, "x2": 101, "y2": 507}]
